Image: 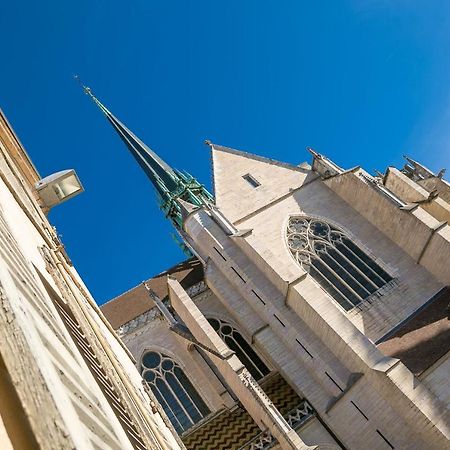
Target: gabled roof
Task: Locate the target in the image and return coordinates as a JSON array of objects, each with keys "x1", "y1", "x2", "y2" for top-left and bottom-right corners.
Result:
[
  {"x1": 210, "y1": 143, "x2": 310, "y2": 173},
  {"x1": 210, "y1": 142, "x2": 311, "y2": 223},
  {"x1": 101, "y1": 258, "x2": 204, "y2": 329}
]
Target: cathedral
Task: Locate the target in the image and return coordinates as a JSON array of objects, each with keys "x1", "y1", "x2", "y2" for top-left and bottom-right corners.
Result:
[
  {"x1": 0, "y1": 84, "x2": 449, "y2": 450},
  {"x1": 84, "y1": 88, "x2": 448, "y2": 450}
]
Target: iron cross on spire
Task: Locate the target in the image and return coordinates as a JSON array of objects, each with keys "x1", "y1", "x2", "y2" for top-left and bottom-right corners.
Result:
[{"x1": 74, "y1": 75, "x2": 101, "y2": 108}]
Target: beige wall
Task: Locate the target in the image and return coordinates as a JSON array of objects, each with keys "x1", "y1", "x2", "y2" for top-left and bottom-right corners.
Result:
[
  {"x1": 239, "y1": 180, "x2": 442, "y2": 341},
  {"x1": 122, "y1": 304, "x2": 230, "y2": 414},
  {"x1": 179, "y1": 147, "x2": 450, "y2": 449},
  {"x1": 0, "y1": 111, "x2": 181, "y2": 450}
]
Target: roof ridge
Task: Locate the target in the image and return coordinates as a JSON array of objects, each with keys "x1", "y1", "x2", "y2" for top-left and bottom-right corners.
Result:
[
  {"x1": 101, "y1": 256, "x2": 198, "y2": 306},
  {"x1": 210, "y1": 142, "x2": 309, "y2": 173}
]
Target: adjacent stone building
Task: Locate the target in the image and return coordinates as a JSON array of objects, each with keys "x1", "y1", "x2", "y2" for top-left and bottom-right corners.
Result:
[
  {"x1": 89, "y1": 85, "x2": 450, "y2": 450},
  {"x1": 0, "y1": 108, "x2": 182, "y2": 450}
]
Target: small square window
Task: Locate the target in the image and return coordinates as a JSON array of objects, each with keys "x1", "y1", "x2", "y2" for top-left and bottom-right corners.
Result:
[{"x1": 243, "y1": 173, "x2": 260, "y2": 188}]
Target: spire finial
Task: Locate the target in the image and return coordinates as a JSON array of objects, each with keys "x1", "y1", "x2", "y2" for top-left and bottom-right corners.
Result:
[
  {"x1": 74, "y1": 75, "x2": 109, "y2": 116},
  {"x1": 74, "y1": 74, "x2": 93, "y2": 97}
]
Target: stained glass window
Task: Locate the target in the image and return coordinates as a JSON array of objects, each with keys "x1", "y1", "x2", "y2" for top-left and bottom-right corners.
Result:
[
  {"x1": 141, "y1": 351, "x2": 210, "y2": 434},
  {"x1": 208, "y1": 318, "x2": 270, "y2": 380},
  {"x1": 287, "y1": 217, "x2": 392, "y2": 311}
]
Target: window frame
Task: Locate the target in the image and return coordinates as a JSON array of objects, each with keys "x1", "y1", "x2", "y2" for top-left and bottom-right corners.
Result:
[
  {"x1": 242, "y1": 173, "x2": 261, "y2": 188},
  {"x1": 207, "y1": 317, "x2": 271, "y2": 380},
  {"x1": 286, "y1": 215, "x2": 394, "y2": 311},
  {"x1": 140, "y1": 350, "x2": 210, "y2": 435}
]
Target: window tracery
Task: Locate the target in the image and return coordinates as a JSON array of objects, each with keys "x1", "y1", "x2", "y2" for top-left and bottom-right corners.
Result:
[
  {"x1": 286, "y1": 217, "x2": 392, "y2": 310},
  {"x1": 141, "y1": 351, "x2": 210, "y2": 434},
  {"x1": 208, "y1": 318, "x2": 270, "y2": 380}
]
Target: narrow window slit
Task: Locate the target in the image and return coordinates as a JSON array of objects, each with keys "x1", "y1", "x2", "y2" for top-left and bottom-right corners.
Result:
[
  {"x1": 213, "y1": 246, "x2": 227, "y2": 261},
  {"x1": 231, "y1": 267, "x2": 246, "y2": 283},
  {"x1": 350, "y1": 401, "x2": 368, "y2": 420},
  {"x1": 273, "y1": 314, "x2": 285, "y2": 327},
  {"x1": 242, "y1": 173, "x2": 260, "y2": 188},
  {"x1": 207, "y1": 318, "x2": 270, "y2": 380},
  {"x1": 325, "y1": 372, "x2": 343, "y2": 392},
  {"x1": 376, "y1": 430, "x2": 394, "y2": 449},
  {"x1": 295, "y1": 338, "x2": 313, "y2": 358},
  {"x1": 251, "y1": 289, "x2": 266, "y2": 305}
]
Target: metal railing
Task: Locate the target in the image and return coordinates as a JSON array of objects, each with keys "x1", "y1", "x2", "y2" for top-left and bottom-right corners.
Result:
[{"x1": 237, "y1": 400, "x2": 315, "y2": 450}]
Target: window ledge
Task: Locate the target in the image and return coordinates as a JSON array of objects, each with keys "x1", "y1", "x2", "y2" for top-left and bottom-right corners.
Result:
[{"x1": 348, "y1": 279, "x2": 400, "y2": 315}]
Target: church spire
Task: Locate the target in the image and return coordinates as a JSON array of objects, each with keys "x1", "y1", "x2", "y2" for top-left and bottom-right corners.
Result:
[{"x1": 78, "y1": 78, "x2": 213, "y2": 228}]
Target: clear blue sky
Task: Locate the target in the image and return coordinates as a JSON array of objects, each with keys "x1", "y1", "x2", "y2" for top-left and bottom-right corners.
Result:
[{"x1": 1, "y1": 1, "x2": 450, "y2": 304}]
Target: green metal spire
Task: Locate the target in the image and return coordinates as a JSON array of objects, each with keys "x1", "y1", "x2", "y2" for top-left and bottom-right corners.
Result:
[{"x1": 78, "y1": 78, "x2": 213, "y2": 228}]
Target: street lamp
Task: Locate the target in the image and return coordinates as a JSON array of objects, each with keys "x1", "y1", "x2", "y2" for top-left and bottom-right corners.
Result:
[{"x1": 35, "y1": 169, "x2": 84, "y2": 210}]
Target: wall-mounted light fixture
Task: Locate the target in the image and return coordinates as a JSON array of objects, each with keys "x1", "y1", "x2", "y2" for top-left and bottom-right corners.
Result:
[{"x1": 35, "y1": 169, "x2": 84, "y2": 209}]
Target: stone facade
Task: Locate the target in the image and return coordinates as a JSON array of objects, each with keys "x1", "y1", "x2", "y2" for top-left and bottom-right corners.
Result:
[
  {"x1": 102, "y1": 144, "x2": 450, "y2": 450},
  {"x1": 0, "y1": 109, "x2": 182, "y2": 450}
]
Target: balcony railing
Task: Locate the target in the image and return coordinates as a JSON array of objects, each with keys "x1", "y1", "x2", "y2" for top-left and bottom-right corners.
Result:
[{"x1": 237, "y1": 400, "x2": 315, "y2": 450}]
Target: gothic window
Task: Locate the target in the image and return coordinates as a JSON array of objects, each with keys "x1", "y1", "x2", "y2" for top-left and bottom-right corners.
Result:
[
  {"x1": 286, "y1": 217, "x2": 392, "y2": 311},
  {"x1": 141, "y1": 351, "x2": 210, "y2": 435},
  {"x1": 208, "y1": 318, "x2": 270, "y2": 380}
]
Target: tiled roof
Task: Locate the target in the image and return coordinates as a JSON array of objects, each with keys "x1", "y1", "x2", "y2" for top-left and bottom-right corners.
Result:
[
  {"x1": 100, "y1": 258, "x2": 204, "y2": 329},
  {"x1": 377, "y1": 286, "x2": 450, "y2": 375},
  {"x1": 182, "y1": 373, "x2": 301, "y2": 450}
]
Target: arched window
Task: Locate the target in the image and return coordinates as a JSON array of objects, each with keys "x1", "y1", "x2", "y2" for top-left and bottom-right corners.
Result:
[
  {"x1": 286, "y1": 217, "x2": 392, "y2": 311},
  {"x1": 208, "y1": 318, "x2": 270, "y2": 380},
  {"x1": 141, "y1": 351, "x2": 210, "y2": 434}
]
